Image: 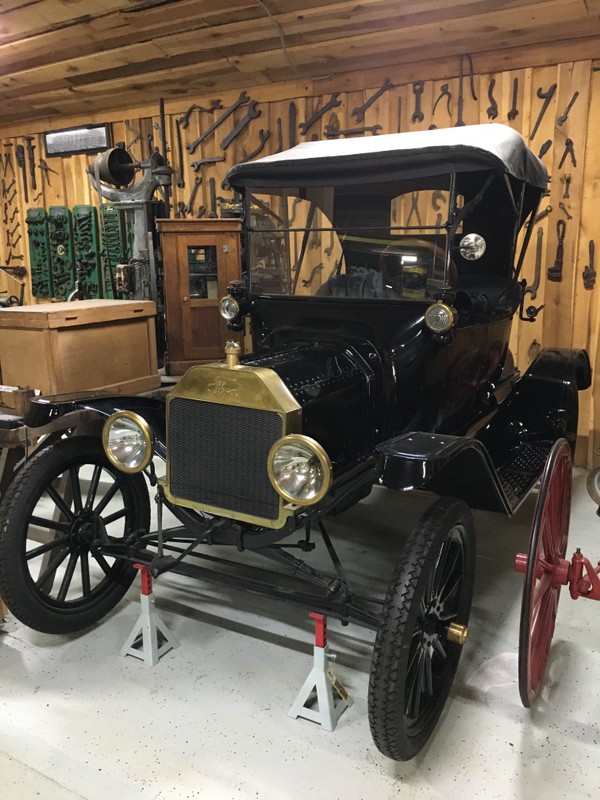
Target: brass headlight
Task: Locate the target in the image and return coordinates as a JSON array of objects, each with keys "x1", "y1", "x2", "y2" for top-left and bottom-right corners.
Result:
[
  {"x1": 268, "y1": 434, "x2": 332, "y2": 505},
  {"x1": 424, "y1": 301, "x2": 457, "y2": 334},
  {"x1": 102, "y1": 411, "x2": 153, "y2": 473}
]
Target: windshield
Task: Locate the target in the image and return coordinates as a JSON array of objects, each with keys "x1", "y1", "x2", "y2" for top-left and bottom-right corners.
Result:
[{"x1": 246, "y1": 178, "x2": 461, "y2": 300}]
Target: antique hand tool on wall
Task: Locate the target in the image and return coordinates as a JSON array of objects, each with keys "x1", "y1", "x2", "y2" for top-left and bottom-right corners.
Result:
[
  {"x1": 547, "y1": 219, "x2": 566, "y2": 282},
  {"x1": 178, "y1": 99, "x2": 223, "y2": 129},
  {"x1": 486, "y1": 79, "x2": 498, "y2": 119},
  {"x1": 191, "y1": 155, "x2": 225, "y2": 172},
  {"x1": 525, "y1": 204, "x2": 552, "y2": 227},
  {"x1": 538, "y1": 139, "x2": 552, "y2": 159},
  {"x1": 557, "y1": 91, "x2": 579, "y2": 126},
  {"x1": 124, "y1": 120, "x2": 141, "y2": 153},
  {"x1": 276, "y1": 118, "x2": 283, "y2": 153},
  {"x1": 562, "y1": 174, "x2": 571, "y2": 198},
  {"x1": 220, "y1": 100, "x2": 261, "y2": 150},
  {"x1": 15, "y1": 144, "x2": 28, "y2": 203},
  {"x1": 583, "y1": 240, "x2": 596, "y2": 289},
  {"x1": 525, "y1": 227, "x2": 543, "y2": 299},
  {"x1": 184, "y1": 176, "x2": 202, "y2": 215},
  {"x1": 324, "y1": 124, "x2": 381, "y2": 137},
  {"x1": 187, "y1": 91, "x2": 250, "y2": 153},
  {"x1": 412, "y1": 81, "x2": 424, "y2": 123},
  {"x1": 558, "y1": 202, "x2": 572, "y2": 220},
  {"x1": 300, "y1": 92, "x2": 342, "y2": 136},
  {"x1": 3, "y1": 146, "x2": 15, "y2": 178},
  {"x1": 407, "y1": 192, "x2": 422, "y2": 226},
  {"x1": 433, "y1": 84, "x2": 452, "y2": 117},
  {"x1": 39, "y1": 157, "x2": 59, "y2": 186},
  {"x1": 208, "y1": 177, "x2": 217, "y2": 218},
  {"x1": 289, "y1": 101, "x2": 297, "y2": 147},
  {"x1": 240, "y1": 129, "x2": 271, "y2": 161},
  {"x1": 558, "y1": 138, "x2": 576, "y2": 168},
  {"x1": 302, "y1": 263, "x2": 323, "y2": 287},
  {"x1": 530, "y1": 83, "x2": 557, "y2": 140},
  {"x1": 352, "y1": 78, "x2": 394, "y2": 123},
  {"x1": 23, "y1": 135, "x2": 37, "y2": 191},
  {"x1": 507, "y1": 78, "x2": 519, "y2": 120},
  {"x1": 175, "y1": 119, "x2": 185, "y2": 188}
]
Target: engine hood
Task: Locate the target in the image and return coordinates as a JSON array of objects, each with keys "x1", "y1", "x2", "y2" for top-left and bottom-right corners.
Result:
[{"x1": 244, "y1": 344, "x2": 376, "y2": 472}]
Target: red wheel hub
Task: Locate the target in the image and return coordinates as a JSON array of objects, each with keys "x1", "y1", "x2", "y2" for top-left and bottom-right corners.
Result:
[{"x1": 515, "y1": 438, "x2": 572, "y2": 707}]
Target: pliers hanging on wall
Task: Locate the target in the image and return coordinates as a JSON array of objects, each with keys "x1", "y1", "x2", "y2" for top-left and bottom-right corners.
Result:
[{"x1": 407, "y1": 192, "x2": 422, "y2": 227}]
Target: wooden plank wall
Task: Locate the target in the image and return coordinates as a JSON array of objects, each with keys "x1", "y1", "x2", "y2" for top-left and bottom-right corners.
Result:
[{"x1": 1, "y1": 56, "x2": 599, "y2": 466}]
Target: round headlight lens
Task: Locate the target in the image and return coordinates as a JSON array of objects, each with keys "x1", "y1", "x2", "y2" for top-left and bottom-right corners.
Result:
[
  {"x1": 102, "y1": 412, "x2": 153, "y2": 473},
  {"x1": 268, "y1": 435, "x2": 332, "y2": 505},
  {"x1": 459, "y1": 233, "x2": 486, "y2": 260},
  {"x1": 424, "y1": 301, "x2": 456, "y2": 334},
  {"x1": 219, "y1": 295, "x2": 240, "y2": 321}
]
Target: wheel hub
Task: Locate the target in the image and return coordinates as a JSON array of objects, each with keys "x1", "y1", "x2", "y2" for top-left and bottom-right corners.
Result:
[{"x1": 70, "y1": 512, "x2": 100, "y2": 549}]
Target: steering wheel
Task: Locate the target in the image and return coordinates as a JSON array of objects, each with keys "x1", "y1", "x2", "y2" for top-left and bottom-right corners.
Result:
[{"x1": 379, "y1": 238, "x2": 458, "y2": 293}]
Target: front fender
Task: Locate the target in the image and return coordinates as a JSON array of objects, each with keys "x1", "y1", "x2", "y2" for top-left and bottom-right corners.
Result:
[
  {"x1": 24, "y1": 393, "x2": 167, "y2": 460},
  {"x1": 377, "y1": 432, "x2": 511, "y2": 514}
]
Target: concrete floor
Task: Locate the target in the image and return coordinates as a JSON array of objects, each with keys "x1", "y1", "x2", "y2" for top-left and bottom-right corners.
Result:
[{"x1": 2, "y1": 469, "x2": 600, "y2": 799}]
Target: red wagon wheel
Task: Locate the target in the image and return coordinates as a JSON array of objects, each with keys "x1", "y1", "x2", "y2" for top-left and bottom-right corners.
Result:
[{"x1": 515, "y1": 438, "x2": 572, "y2": 707}]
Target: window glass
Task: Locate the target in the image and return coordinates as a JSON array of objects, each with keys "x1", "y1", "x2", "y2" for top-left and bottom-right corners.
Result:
[
  {"x1": 188, "y1": 245, "x2": 218, "y2": 299},
  {"x1": 247, "y1": 179, "x2": 459, "y2": 300}
]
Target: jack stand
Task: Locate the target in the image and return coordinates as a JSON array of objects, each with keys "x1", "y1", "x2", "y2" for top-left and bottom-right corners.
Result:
[
  {"x1": 288, "y1": 612, "x2": 353, "y2": 731},
  {"x1": 120, "y1": 563, "x2": 178, "y2": 666}
]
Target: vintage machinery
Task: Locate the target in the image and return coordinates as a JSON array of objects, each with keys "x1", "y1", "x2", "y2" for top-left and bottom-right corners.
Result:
[
  {"x1": 0, "y1": 124, "x2": 591, "y2": 763},
  {"x1": 87, "y1": 147, "x2": 172, "y2": 301}
]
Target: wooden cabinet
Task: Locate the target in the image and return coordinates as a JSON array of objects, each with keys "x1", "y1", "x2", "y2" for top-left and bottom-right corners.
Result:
[{"x1": 158, "y1": 218, "x2": 243, "y2": 375}]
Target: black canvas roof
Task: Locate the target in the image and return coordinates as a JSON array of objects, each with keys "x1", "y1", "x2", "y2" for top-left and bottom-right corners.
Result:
[{"x1": 227, "y1": 123, "x2": 548, "y2": 190}]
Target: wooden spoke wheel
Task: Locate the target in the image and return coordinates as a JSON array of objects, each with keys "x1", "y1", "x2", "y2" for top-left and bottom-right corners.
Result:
[
  {"x1": 516, "y1": 438, "x2": 572, "y2": 708},
  {"x1": 0, "y1": 436, "x2": 150, "y2": 634}
]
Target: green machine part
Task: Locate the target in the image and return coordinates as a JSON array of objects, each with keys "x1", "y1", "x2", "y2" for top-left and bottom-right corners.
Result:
[
  {"x1": 100, "y1": 204, "x2": 130, "y2": 299},
  {"x1": 25, "y1": 208, "x2": 53, "y2": 299},
  {"x1": 47, "y1": 206, "x2": 75, "y2": 299},
  {"x1": 72, "y1": 205, "x2": 102, "y2": 299}
]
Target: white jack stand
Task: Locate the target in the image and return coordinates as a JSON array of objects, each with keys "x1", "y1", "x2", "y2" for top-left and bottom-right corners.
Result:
[
  {"x1": 120, "y1": 563, "x2": 179, "y2": 667},
  {"x1": 289, "y1": 612, "x2": 353, "y2": 731}
]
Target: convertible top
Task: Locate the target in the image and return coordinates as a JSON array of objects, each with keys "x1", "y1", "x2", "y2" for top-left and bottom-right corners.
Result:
[{"x1": 227, "y1": 123, "x2": 548, "y2": 190}]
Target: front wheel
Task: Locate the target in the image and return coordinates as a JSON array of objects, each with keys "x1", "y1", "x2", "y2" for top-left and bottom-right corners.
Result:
[
  {"x1": 368, "y1": 496, "x2": 475, "y2": 761},
  {"x1": 0, "y1": 436, "x2": 150, "y2": 634}
]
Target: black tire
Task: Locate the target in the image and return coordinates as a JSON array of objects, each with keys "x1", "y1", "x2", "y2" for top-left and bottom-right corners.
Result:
[
  {"x1": 368, "y1": 496, "x2": 475, "y2": 761},
  {"x1": 0, "y1": 436, "x2": 150, "y2": 634}
]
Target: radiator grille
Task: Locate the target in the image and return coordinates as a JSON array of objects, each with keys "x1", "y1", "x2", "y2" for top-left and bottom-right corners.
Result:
[{"x1": 168, "y1": 397, "x2": 282, "y2": 520}]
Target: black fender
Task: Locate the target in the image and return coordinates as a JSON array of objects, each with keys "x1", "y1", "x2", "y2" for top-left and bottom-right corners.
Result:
[
  {"x1": 377, "y1": 432, "x2": 511, "y2": 515},
  {"x1": 24, "y1": 393, "x2": 167, "y2": 460},
  {"x1": 478, "y1": 347, "x2": 591, "y2": 464}
]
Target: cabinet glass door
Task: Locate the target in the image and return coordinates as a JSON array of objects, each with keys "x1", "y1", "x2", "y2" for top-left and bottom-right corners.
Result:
[{"x1": 187, "y1": 245, "x2": 218, "y2": 299}]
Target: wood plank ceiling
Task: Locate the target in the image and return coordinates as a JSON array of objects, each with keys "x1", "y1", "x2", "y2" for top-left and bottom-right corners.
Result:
[{"x1": 0, "y1": 0, "x2": 599, "y2": 125}]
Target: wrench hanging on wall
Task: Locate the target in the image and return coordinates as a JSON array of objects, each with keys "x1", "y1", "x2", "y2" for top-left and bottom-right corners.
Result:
[
  {"x1": 352, "y1": 78, "x2": 394, "y2": 123},
  {"x1": 529, "y1": 83, "x2": 557, "y2": 140},
  {"x1": 187, "y1": 92, "x2": 250, "y2": 153}
]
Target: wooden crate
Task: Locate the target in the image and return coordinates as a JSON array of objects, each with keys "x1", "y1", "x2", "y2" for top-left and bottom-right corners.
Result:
[{"x1": 0, "y1": 300, "x2": 160, "y2": 396}]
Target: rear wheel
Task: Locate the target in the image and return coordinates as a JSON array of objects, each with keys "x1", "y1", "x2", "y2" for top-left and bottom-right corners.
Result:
[
  {"x1": 368, "y1": 496, "x2": 475, "y2": 761},
  {"x1": 0, "y1": 435, "x2": 150, "y2": 633},
  {"x1": 517, "y1": 438, "x2": 572, "y2": 707}
]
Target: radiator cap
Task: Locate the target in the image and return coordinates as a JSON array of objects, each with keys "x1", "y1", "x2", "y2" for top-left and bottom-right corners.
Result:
[{"x1": 224, "y1": 340, "x2": 241, "y2": 367}]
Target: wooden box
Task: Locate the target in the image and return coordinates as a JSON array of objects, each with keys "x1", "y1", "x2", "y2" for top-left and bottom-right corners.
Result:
[{"x1": 0, "y1": 300, "x2": 160, "y2": 396}]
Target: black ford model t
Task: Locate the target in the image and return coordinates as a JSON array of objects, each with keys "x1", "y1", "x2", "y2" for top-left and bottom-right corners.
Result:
[{"x1": 0, "y1": 124, "x2": 591, "y2": 761}]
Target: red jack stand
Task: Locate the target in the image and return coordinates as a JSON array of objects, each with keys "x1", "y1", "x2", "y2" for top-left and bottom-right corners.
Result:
[
  {"x1": 288, "y1": 612, "x2": 353, "y2": 731},
  {"x1": 120, "y1": 563, "x2": 178, "y2": 667}
]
